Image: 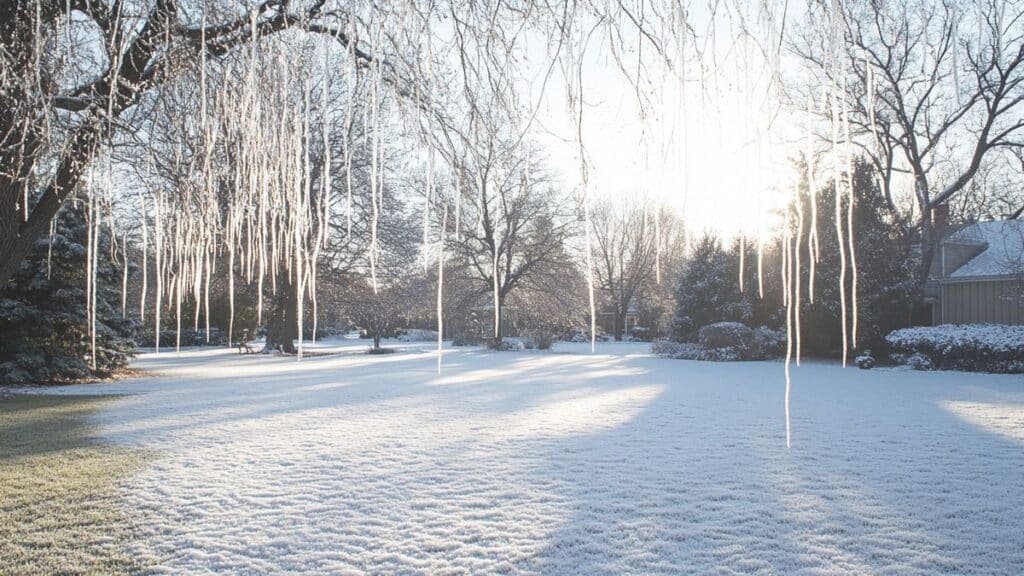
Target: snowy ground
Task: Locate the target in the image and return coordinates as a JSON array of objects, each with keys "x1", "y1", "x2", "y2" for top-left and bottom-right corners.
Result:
[{"x1": 32, "y1": 338, "x2": 1024, "y2": 575}]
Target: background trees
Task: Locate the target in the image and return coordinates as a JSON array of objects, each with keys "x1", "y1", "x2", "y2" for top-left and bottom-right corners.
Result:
[
  {"x1": 671, "y1": 235, "x2": 758, "y2": 342},
  {"x1": 591, "y1": 199, "x2": 683, "y2": 340},
  {"x1": 0, "y1": 0, "x2": 384, "y2": 287},
  {"x1": 789, "y1": 160, "x2": 917, "y2": 356},
  {"x1": 795, "y1": 0, "x2": 1024, "y2": 285},
  {"x1": 434, "y1": 152, "x2": 578, "y2": 340}
]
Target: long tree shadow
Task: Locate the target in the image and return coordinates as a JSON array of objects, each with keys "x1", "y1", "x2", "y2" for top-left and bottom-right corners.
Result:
[
  {"x1": 522, "y1": 358, "x2": 1024, "y2": 575},
  {"x1": 48, "y1": 345, "x2": 1024, "y2": 574}
]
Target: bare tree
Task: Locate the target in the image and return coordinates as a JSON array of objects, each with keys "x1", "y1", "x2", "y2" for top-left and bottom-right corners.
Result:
[
  {"x1": 437, "y1": 152, "x2": 578, "y2": 340},
  {"x1": 591, "y1": 198, "x2": 682, "y2": 340},
  {"x1": 0, "y1": 0, "x2": 391, "y2": 288},
  {"x1": 794, "y1": 0, "x2": 1024, "y2": 285},
  {"x1": 345, "y1": 278, "x2": 428, "y2": 350}
]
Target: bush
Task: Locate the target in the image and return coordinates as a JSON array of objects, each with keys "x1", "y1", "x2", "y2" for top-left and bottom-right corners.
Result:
[
  {"x1": 855, "y1": 350, "x2": 876, "y2": 369},
  {"x1": 752, "y1": 326, "x2": 786, "y2": 359},
  {"x1": 698, "y1": 322, "x2": 754, "y2": 349},
  {"x1": 523, "y1": 329, "x2": 556, "y2": 350},
  {"x1": 654, "y1": 323, "x2": 785, "y2": 362},
  {"x1": 396, "y1": 328, "x2": 438, "y2": 342},
  {"x1": 885, "y1": 324, "x2": 1024, "y2": 373},
  {"x1": 651, "y1": 340, "x2": 743, "y2": 361},
  {"x1": 489, "y1": 338, "x2": 525, "y2": 351}
]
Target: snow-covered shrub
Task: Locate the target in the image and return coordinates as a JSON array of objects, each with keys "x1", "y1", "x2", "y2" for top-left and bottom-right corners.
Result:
[
  {"x1": 490, "y1": 338, "x2": 525, "y2": 351},
  {"x1": 397, "y1": 328, "x2": 438, "y2": 342},
  {"x1": 855, "y1": 350, "x2": 875, "y2": 369},
  {"x1": 651, "y1": 340, "x2": 741, "y2": 361},
  {"x1": 655, "y1": 323, "x2": 784, "y2": 362},
  {"x1": 752, "y1": 326, "x2": 786, "y2": 359},
  {"x1": 885, "y1": 324, "x2": 1024, "y2": 373},
  {"x1": 652, "y1": 340, "x2": 707, "y2": 360},
  {"x1": 698, "y1": 322, "x2": 754, "y2": 350},
  {"x1": 525, "y1": 329, "x2": 556, "y2": 350}
]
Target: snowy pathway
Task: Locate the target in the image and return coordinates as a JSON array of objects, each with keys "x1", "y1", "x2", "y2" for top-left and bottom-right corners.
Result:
[{"x1": 45, "y1": 340, "x2": 1024, "y2": 574}]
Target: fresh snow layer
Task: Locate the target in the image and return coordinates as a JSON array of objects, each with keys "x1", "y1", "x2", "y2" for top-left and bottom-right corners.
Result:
[{"x1": 37, "y1": 339, "x2": 1024, "y2": 575}]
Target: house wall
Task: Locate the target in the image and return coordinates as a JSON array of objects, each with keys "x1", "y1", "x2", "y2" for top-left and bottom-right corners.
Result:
[{"x1": 939, "y1": 280, "x2": 1024, "y2": 325}]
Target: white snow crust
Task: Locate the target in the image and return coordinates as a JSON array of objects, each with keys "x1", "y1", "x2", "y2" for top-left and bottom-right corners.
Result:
[{"x1": 36, "y1": 339, "x2": 1024, "y2": 575}]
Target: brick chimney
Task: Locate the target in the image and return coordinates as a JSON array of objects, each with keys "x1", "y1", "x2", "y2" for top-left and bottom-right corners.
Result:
[{"x1": 932, "y1": 203, "x2": 949, "y2": 236}]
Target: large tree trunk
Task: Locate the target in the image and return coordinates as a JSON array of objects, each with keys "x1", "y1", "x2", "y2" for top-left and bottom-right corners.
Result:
[
  {"x1": 613, "y1": 308, "x2": 625, "y2": 341},
  {"x1": 917, "y1": 203, "x2": 936, "y2": 288},
  {"x1": 263, "y1": 281, "x2": 298, "y2": 354}
]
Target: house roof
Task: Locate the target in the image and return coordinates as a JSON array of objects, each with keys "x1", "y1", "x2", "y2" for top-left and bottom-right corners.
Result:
[{"x1": 944, "y1": 219, "x2": 1024, "y2": 278}]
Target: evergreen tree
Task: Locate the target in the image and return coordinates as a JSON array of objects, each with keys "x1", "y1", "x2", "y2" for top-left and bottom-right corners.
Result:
[
  {"x1": 0, "y1": 203, "x2": 135, "y2": 385},
  {"x1": 791, "y1": 159, "x2": 917, "y2": 356},
  {"x1": 671, "y1": 233, "x2": 753, "y2": 341}
]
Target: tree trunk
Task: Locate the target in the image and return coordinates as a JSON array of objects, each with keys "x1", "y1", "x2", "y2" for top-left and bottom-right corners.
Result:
[
  {"x1": 263, "y1": 281, "x2": 298, "y2": 354},
  {"x1": 917, "y1": 202, "x2": 935, "y2": 288},
  {"x1": 373, "y1": 333, "x2": 381, "y2": 349},
  {"x1": 613, "y1": 309, "x2": 625, "y2": 341}
]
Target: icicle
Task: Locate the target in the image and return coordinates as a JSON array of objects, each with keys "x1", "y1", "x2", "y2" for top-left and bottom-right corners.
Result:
[
  {"x1": 738, "y1": 234, "x2": 745, "y2": 292},
  {"x1": 807, "y1": 94, "x2": 819, "y2": 303},
  {"x1": 121, "y1": 230, "x2": 128, "y2": 318},
  {"x1": 795, "y1": 183, "x2": 804, "y2": 366},
  {"x1": 783, "y1": 188, "x2": 794, "y2": 448},
  {"x1": 437, "y1": 205, "x2": 448, "y2": 374},
  {"x1": 654, "y1": 203, "x2": 662, "y2": 285},
  {"x1": 833, "y1": 119, "x2": 849, "y2": 366},
  {"x1": 454, "y1": 168, "x2": 462, "y2": 240},
  {"x1": 422, "y1": 143, "x2": 434, "y2": 273},
  {"x1": 492, "y1": 225, "x2": 501, "y2": 339},
  {"x1": 154, "y1": 199, "x2": 162, "y2": 354},
  {"x1": 47, "y1": 218, "x2": 56, "y2": 279},
  {"x1": 84, "y1": 194, "x2": 94, "y2": 370},
  {"x1": 843, "y1": 69, "x2": 858, "y2": 349}
]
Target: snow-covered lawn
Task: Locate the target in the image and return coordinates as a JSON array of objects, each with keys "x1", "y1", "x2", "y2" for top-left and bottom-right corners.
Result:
[{"x1": 38, "y1": 340, "x2": 1024, "y2": 574}]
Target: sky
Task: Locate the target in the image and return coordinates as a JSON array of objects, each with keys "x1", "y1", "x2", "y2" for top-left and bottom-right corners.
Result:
[{"x1": 526, "y1": 2, "x2": 805, "y2": 242}]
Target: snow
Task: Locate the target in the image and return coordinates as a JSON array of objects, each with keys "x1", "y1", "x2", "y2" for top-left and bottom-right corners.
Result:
[
  {"x1": 946, "y1": 219, "x2": 1024, "y2": 278},
  {"x1": 886, "y1": 323, "x2": 1024, "y2": 354},
  {"x1": 29, "y1": 339, "x2": 1024, "y2": 574}
]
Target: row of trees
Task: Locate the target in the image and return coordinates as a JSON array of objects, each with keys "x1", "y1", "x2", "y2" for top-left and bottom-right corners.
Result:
[
  {"x1": 4, "y1": 0, "x2": 1024, "y2": 381},
  {"x1": 671, "y1": 160, "x2": 920, "y2": 356}
]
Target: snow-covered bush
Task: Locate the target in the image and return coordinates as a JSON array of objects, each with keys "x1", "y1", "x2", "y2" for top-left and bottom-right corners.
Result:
[
  {"x1": 698, "y1": 322, "x2": 754, "y2": 350},
  {"x1": 652, "y1": 340, "x2": 708, "y2": 360},
  {"x1": 397, "y1": 328, "x2": 438, "y2": 342},
  {"x1": 490, "y1": 338, "x2": 525, "y2": 351},
  {"x1": 855, "y1": 350, "x2": 875, "y2": 369},
  {"x1": 885, "y1": 324, "x2": 1024, "y2": 373},
  {"x1": 654, "y1": 323, "x2": 785, "y2": 362},
  {"x1": 523, "y1": 329, "x2": 556, "y2": 350},
  {"x1": 752, "y1": 326, "x2": 786, "y2": 358}
]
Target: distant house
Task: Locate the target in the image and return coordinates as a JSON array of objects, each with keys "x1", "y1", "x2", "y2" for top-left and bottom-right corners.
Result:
[
  {"x1": 597, "y1": 304, "x2": 640, "y2": 338},
  {"x1": 926, "y1": 218, "x2": 1024, "y2": 325}
]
